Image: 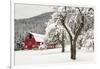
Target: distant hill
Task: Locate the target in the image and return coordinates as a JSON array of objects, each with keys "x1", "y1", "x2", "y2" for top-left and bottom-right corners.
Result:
[{"x1": 15, "y1": 12, "x2": 53, "y2": 35}]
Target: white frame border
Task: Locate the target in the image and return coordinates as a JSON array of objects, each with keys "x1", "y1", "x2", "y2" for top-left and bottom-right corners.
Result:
[{"x1": 10, "y1": 0, "x2": 95, "y2": 69}]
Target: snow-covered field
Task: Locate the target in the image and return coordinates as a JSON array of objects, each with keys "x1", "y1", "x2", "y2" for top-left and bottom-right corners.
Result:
[{"x1": 15, "y1": 46, "x2": 95, "y2": 66}]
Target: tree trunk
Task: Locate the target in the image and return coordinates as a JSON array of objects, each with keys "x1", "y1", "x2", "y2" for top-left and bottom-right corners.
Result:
[
  {"x1": 71, "y1": 41, "x2": 76, "y2": 59},
  {"x1": 61, "y1": 43, "x2": 65, "y2": 52},
  {"x1": 61, "y1": 33, "x2": 65, "y2": 52},
  {"x1": 71, "y1": 16, "x2": 84, "y2": 59}
]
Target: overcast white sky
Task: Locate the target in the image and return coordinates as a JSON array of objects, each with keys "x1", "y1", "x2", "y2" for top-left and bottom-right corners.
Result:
[{"x1": 15, "y1": 4, "x2": 54, "y2": 19}]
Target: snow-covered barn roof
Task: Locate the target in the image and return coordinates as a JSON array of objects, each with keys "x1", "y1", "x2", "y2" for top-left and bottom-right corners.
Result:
[{"x1": 30, "y1": 33, "x2": 44, "y2": 42}]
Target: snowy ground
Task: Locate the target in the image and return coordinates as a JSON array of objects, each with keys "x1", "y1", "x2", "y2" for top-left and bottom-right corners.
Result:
[{"x1": 15, "y1": 46, "x2": 95, "y2": 66}]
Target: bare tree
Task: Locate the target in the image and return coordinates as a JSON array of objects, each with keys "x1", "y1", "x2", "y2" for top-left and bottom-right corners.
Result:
[
  {"x1": 45, "y1": 6, "x2": 94, "y2": 59},
  {"x1": 58, "y1": 7, "x2": 91, "y2": 59}
]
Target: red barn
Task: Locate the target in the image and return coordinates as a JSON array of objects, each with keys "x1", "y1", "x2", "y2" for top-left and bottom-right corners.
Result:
[{"x1": 24, "y1": 33, "x2": 44, "y2": 50}]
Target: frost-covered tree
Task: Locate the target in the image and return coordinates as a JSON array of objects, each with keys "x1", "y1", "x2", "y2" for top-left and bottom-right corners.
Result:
[
  {"x1": 45, "y1": 6, "x2": 94, "y2": 59},
  {"x1": 45, "y1": 10, "x2": 68, "y2": 52}
]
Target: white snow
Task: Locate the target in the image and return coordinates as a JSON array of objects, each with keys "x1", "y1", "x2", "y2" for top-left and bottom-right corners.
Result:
[
  {"x1": 31, "y1": 33, "x2": 45, "y2": 42},
  {"x1": 15, "y1": 45, "x2": 95, "y2": 66}
]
